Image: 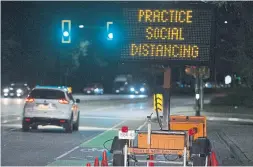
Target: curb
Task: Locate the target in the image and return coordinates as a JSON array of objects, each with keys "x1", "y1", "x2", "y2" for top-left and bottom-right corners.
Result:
[
  {"x1": 207, "y1": 117, "x2": 253, "y2": 123},
  {"x1": 150, "y1": 112, "x2": 253, "y2": 124}
]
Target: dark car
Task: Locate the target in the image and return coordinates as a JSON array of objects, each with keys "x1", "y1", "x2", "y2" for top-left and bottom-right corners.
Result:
[
  {"x1": 2, "y1": 83, "x2": 31, "y2": 98},
  {"x1": 128, "y1": 82, "x2": 148, "y2": 95},
  {"x1": 83, "y1": 83, "x2": 104, "y2": 95},
  {"x1": 113, "y1": 81, "x2": 129, "y2": 94}
]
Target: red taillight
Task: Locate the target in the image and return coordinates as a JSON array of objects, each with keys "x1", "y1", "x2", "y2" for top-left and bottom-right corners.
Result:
[
  {"x1": 188, "y1": 127, "x2": 198, "y2": 136},
  {"x1": 59, "y1": 120, "x2": 65, "y2": 123},
  {"x1": 58, "y1": 99, "x2": 69, "y2": 104},
  {"x1": 25, "y1": 118, "x2": 30, "y2": 122},
  {"x1": 121, "y1": 126, "x2": 128, "y2": 133},
  {"x1": 25, "y1": 98, "x2": 34, "y2": 103}
]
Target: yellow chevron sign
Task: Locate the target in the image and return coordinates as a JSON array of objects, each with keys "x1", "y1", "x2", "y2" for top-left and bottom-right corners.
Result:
[{"x1": 153, "y1": 94, "x2": 163, "y2": 112}]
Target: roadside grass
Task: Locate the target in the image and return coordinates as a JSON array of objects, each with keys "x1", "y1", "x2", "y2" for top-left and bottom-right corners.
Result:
[{"x1": 209, "y1": 88, "x2": 253, "y2": 108}]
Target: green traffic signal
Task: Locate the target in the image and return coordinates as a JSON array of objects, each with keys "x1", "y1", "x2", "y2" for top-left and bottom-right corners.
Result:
[{"x1": 61, "y1": 20, "x2": 71, "y2": 43}]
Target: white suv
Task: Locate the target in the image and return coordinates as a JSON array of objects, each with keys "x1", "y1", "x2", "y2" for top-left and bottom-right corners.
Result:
[{"x1": 22, "y1": 86, "x2": 80, "y2": 133}]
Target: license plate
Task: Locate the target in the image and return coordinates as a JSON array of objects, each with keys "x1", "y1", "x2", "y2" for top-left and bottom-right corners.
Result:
[
  {"x1": 118, "y1": 130, "x2": 135, "y2": 139},
  {"x1": 38, "y1": 105, "x2": 49, "y2": 110}
]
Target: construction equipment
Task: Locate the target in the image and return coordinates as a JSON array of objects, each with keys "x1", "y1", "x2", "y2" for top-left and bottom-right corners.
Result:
[{"x1": 110, "y1": 66, "x2": 213, "y2": 166}]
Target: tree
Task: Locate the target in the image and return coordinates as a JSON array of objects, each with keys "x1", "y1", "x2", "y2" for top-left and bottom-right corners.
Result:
[{"x1": 213, "y1": 1, "x2": 253, "y2": 88}]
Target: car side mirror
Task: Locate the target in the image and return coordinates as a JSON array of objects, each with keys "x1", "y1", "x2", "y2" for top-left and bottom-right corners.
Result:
[{"x1": 76, "y1": 99, "x2": 80, "y2": 103}]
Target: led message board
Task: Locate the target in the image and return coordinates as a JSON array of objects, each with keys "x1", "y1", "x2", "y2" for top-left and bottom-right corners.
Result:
[{"x1": 120, "y1": 7, "x2": 214, "y2": 63}]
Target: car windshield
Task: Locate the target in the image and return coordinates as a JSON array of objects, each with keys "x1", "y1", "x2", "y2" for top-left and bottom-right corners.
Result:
[
  {"x1": 29, "y1": 89, "x2": 65, "y2": 99},
  {"x1": 114, "y1": 82, "x2": 125, "y2": 87}
]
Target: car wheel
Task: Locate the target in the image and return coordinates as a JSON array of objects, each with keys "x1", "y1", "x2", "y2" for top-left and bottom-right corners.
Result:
[
  {"x1": 73, "y1": 112, "x2": 79, "y2": 131},
  {"x1": 22, "y1": 121, "x2": 30, "y2": 132},
  {"x1": 65, "y1": 116, "x2": 73, "y2": 133}
]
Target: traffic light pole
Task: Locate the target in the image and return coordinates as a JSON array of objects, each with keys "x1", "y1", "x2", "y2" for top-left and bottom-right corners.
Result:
[
  {"x1": 162, "y1": 67, "x2": 171, "y2": 130},
  {"x1": 200, "y1": 77, "x2": 204, "y2": 111},
  {"x1": 195, "y1": 67, "x2": 201, "y2": 116}
]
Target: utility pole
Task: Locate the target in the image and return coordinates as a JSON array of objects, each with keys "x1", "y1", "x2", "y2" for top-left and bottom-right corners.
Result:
[{"x1": 162, "y1": 66, "x2": 171, "y2": 130}]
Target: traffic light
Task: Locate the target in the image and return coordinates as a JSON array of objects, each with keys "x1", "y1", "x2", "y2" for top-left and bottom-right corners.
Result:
[
  {"x1": 106, "y1": 21, "x2": 113, "y2": 40},
  {"x1": 61, "y1": 20, "x2": 71, "y2": 43}
]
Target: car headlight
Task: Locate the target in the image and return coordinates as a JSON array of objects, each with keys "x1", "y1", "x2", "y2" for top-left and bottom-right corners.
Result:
[
  {"x1": 140, "y1": 87, "x2": 145, "y2": 92},
  {"x1": 130, "y1": 87, "x2": 135, "y2": 92},
  {"x1": 3, "y1": 88, "x2": 9, "y2": 93},
  {"x1": 94, "y1": 88, "x2": 99, "y2": 92},
  {"x1": 16, "y1": 89, "x2": 23, "y2": 93}
]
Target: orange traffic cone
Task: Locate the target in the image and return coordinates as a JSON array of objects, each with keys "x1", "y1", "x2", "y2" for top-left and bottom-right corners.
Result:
[
  {"x1": 101, "y1": 151, "x2": 108, "y2": 166},
  {"x1": 94, "y1": 157, "x2": 99, "y2": 167},
  {"x1": 148, "y1": 155, "x2": 154, "y2": 167},
  {"x1": 210, "y1": 151, "x2": 219, "y2": 166},
  {"x1": 86, "y1": 163, "x2": 91, "y2": 167}
]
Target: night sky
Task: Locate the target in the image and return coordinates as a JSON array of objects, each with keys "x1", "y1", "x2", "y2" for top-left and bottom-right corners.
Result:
[{"x1": 2, "y1": 1, "x2": 228, "y2": 92}]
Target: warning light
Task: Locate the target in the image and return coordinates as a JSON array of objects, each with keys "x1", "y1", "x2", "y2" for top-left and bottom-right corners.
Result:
[
  {"x1": 121, "y1": 126, "x2": 128, "y2": 133},
  {"x1": 188, "y1": 128, "x2": 197, "y2": 136}
]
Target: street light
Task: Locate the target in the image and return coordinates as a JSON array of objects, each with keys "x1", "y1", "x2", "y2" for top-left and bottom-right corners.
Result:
[{"x1": 79, "y1": 25, "x2": 84, "y2": 28}]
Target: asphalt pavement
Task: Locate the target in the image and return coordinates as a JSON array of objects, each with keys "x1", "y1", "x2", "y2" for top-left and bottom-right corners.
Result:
[{"x1": 1, "y1": 94, "x2": 253, "y2": 166}]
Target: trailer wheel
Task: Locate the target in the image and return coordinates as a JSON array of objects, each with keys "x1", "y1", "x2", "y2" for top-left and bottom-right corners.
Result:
[
  {"x1": 113, "y1": 154, "x2": 125, "y2": 166},
  {"x1": 191, "y1": 138, "x2": 212, "y2": 166},
  {"x1": 110, "y1": 136, "x2": 128, "y2": 166}
]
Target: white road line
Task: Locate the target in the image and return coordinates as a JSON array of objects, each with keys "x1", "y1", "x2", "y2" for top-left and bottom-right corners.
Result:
[
  {"x1": 207, "y1": 117, "x2": 253, "y2": 123},
  {"x1": 136, "y1": 120, "x2": 148, "y2": 130},
  {"x1": 2, "y1": 117, "x2": 21, "y2": 123},
  {"x1": 1, "y1": 114, "x2": 21, "y2": 117},
  {"x1": 54, "y1": 146, "x2": 80, "y2": 161},
  {"x1": 80, "y1": 116, "x2": 143, "y2": 120},
  {"x1": 0, "y1": 124, "x2": 117, "y2": 131},
  {"x1": 54, "y1": 120, "x2": 126, "y2": 160}
]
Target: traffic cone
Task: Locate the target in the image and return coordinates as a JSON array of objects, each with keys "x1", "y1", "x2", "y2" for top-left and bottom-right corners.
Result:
[
  {"x1": 86, "y1": 163, "x2": 91, "y2": 167},
  {"x1": 101, "y1": 151, "x2": 108, "y2": 166},
  {"x1": 94, "y1": 157, "x2": 99, "y2": 167},
  {"x1": 210, "y1": 151, "x2": 219, "y2": 166},
  {"x1": 148, "y1": 155, "x2": 154, "y2": 167}
]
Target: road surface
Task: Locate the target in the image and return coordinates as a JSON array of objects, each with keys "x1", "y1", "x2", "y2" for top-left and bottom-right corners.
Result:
[{"x1": 1, "y1": 95, "x2": 253, "y2": 166}]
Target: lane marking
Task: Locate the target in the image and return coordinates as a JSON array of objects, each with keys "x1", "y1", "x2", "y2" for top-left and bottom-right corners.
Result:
[
  {"x1": 1, "y1": 113, "x2": 21, "y2": 117},
  {"x1": 54, "y1": 120, "x2": 126, "y2": 160},
  {"x1": 0, "y1": 124, "x2": 118, "y2": 131},
  {"x1": 2, "y1": 117, "x2": 21, "y2": 123},
  {"x1": 136, "y1": 120, "x2": 148, "y2": 130},
  {"x1": 207, "y1": 117, "x2": 253, "y2": 123},
  {"x1": 80, "y1": 116, "x2": 143, "y2": 120}
]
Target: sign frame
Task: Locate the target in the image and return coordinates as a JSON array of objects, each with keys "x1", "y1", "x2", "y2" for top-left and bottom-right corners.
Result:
[{"x1": 119, "y1": 2, "x2": 216, "y2": 66}]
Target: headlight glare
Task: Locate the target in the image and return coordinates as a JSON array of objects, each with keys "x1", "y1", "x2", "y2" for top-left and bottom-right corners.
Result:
[
  {"x1": 17, "y1": 89, "x2": 22, "y2": 93},
  {"x1": 3, "y1": 88, "x2": 9, "y2": 93}
]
